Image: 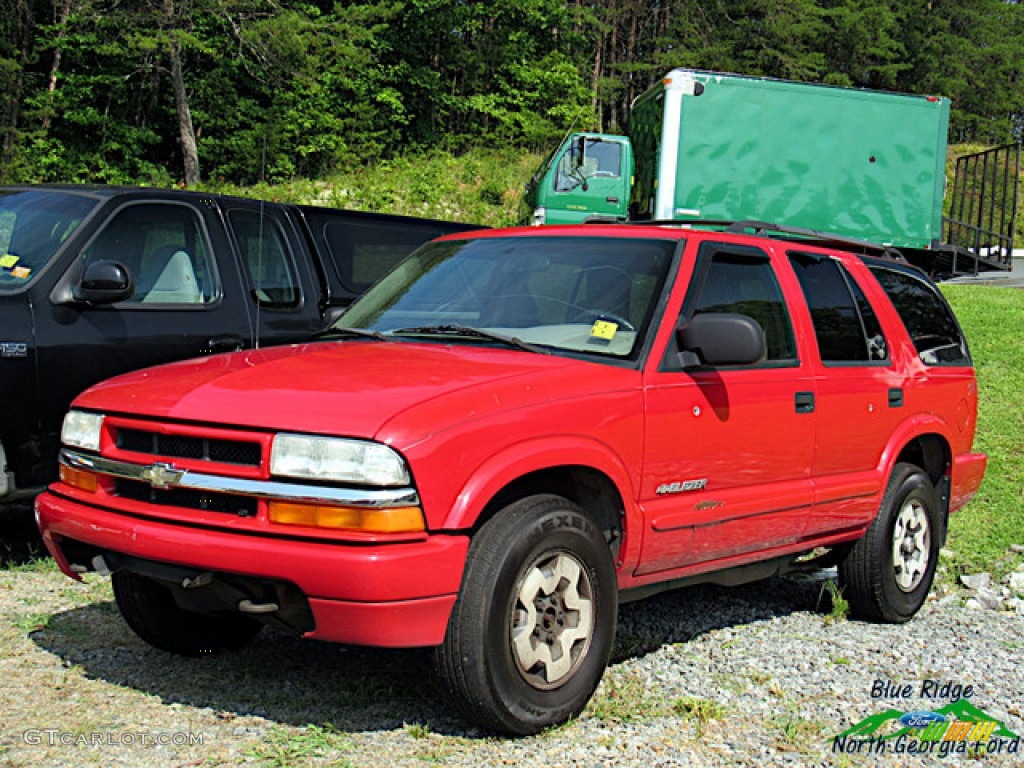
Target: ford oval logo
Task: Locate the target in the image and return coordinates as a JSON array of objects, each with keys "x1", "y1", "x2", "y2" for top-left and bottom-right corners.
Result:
[{"x1": 899, "y1": 711, "x2": 946, "y2": 728}]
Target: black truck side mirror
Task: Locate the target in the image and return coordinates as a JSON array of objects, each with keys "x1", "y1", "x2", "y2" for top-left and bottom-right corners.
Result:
[{"x1": 75, "y1": 260, "x2": 134, "y2": 305}]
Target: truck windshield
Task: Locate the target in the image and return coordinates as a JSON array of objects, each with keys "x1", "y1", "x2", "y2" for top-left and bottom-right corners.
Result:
[
  {"x1": 0, "y1": 189, "x2": 99, "y2": 292},
  {"x1": 336, "y1": 235, "x2": 676, "y2": 360},
  {"x1": 555, "y1": 139, "x2": 622, "y2": 191}
]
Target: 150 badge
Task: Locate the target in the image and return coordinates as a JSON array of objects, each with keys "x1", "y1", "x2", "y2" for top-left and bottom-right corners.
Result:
[{"x1": 0, "y1": 342, "x2": 28, "y2": 358}]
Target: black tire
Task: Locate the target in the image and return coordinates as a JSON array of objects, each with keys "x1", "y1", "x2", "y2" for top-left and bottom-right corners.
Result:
[
  {"x1": 112, "y1": 571, "x2": 262, "y2": 656},
  {"x1": 434, "y1": 494, "x2": 617, "y2": 735},
  {"x1": 838, "y1": 463, "x2": 942, "y2": 623}
]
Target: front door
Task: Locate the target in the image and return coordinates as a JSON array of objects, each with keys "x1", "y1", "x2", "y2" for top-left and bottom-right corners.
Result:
[
  {"x1": 639, "y1": 241, "x2": 816, "y2": 576},
  {"x1": 32, "y1": 199, "x2": 253, "y2": 484},
  {"x1": 546, "y1": 137, "x2": 630, "y2": 222}
]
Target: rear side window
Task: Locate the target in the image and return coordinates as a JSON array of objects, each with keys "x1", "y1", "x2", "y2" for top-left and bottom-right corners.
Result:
[
  {"x1": 228, "y1": 210, "x2": 300, "y2": 308},
  {"x1": 320, "y1": 218, "x2": 451, "y2": 295},
  {"x1": 790, "y1": 252, "x2": 888, "y2": 363},
  {"x1": 869, "y1": 266, "x2": 971, "y2": 366},
  {"x1": 686, "y1": 244, "x2": 797, "y2": 364}
]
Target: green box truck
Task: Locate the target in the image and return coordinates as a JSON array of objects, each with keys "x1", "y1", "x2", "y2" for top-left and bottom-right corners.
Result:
[{"x1": 524, "y1": 69, "x2": 965, "y2": 262}]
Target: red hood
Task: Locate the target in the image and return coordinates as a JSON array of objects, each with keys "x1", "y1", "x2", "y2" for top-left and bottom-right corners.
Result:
[{"x1": 75, "y1": 341, "x2": 635, "y2": 442}]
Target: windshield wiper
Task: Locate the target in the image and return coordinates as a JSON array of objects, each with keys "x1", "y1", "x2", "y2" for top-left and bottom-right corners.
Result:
[
  {"x1": 312, "y1": 326, "x2": 390, "y2": 342},
  {"x1": 391, "y1": 324, "x2": 548, "y2": 354}
]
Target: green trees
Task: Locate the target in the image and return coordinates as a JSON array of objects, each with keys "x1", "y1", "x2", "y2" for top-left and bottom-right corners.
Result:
[{"x1": 1, "y1": 0, "x2": 1021, "y2": 186}]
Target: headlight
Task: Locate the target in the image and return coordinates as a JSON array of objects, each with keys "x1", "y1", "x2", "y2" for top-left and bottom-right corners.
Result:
[
  {"x1": 270, "y1": 434, "x2": 410, "y2": 486},
  {"x1": 62, "y1": 410, "x2": 104, "y2": 452},
  {"x1": 531, "y1": 206, "x2": 547, "y2": 226}
]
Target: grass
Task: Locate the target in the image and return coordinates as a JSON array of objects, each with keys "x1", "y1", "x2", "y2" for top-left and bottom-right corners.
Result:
[
  {"x1": 818, "y1": 580, "x2": 850, "y2": 625},
  {"x1": 941, "y1": 285, "x2": 1024, "y2": 578},
  {"x1": 246, "y1": 723, "x2": 355, "y2": 767},
  {"x1": 588, "y1": 670, "x2": 727, "y2": 735},
  {"x1": 203, "y1": 147, "x2": 541, "y2": 228}
]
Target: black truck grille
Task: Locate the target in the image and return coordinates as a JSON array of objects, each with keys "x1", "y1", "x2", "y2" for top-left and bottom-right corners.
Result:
[
  {"x1": 117, "y1": 428, "x2": 261, "y2": 466},
  {"x1": 115, "y1": 479, "x2": 259, "y2": 517}
]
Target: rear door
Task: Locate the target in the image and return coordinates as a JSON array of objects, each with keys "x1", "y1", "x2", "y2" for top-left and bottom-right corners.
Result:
[
  {"x1": 639, "y1": 240, "x2": 816, "y2": 576},
  {"x1": 222, "y1": 201, "x2": 325, "y2": 343},
  {"x1": 786, "y1": 251, "x2": 904, "y2": 536}
]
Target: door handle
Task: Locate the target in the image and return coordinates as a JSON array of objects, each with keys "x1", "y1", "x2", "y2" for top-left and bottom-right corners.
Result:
[
  {"x1": 606, "y1": 196, "x2": 619, "y2": 203},
  {"x1": 205, "y1": 335, "x2": 244, "y2": 354},
  {"x1": 795, "y1": 391, "x2": 815, "y2": 414},
  {"x1": 888, "y1": 388, "x2": 904, "y2": 408}
]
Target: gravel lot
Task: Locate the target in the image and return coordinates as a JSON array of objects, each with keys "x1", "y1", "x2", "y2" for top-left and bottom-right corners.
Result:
[{"x1": 1, "y1": 512, "x2": 1022, "y2": 768}]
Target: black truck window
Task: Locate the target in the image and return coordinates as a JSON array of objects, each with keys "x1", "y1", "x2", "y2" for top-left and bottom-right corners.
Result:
[
  {"x1": 80, "y1": 203, "x2": 215, "y2": 305},
  {"x1": 228, "y1": 210, "x2": 301, "y2": 308}
]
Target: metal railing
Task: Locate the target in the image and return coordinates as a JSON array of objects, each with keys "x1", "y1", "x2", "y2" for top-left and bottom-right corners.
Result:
[{"x1": 943, "y1": 143, "x2": 1020, "y2": 274}]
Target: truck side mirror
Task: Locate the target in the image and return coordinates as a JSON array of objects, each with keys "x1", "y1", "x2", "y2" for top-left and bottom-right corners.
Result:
[
  {"x1": 676, "y1": 313, "x2": 766, "y2": 368},
  {"x1": 75, "y1": 260, "x2": 135, "y2": 305},
  {"x1": 573, "y1": 135, "x2": 587, "y2": 169}
]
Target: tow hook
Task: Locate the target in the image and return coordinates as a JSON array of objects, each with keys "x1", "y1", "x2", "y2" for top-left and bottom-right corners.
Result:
[{"x1": 238, "y1": 599, "x2": 279, "y2": 614}]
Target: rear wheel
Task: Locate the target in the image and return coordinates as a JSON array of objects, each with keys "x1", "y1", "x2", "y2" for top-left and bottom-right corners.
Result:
[
  {"x1": 838, "y1": 463, "x2": 941, "y2": 623},
  {"x1": 435, "y1": 494, "x2": 617, "y2": 735},
  {"x1": 112, "y1": 571, "x2": 262, "y2": 655}
]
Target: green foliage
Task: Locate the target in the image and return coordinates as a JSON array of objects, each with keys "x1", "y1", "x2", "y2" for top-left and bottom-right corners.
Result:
[
  {"x1": 3, "y1": 0, "x2": 1021, "y2": 186},
  {"x1": 206, "y1": 147, "x2": 540, "y2": 227},
  {"x1": 818, "y1": 580, "x2": 850, "y2": 625}
]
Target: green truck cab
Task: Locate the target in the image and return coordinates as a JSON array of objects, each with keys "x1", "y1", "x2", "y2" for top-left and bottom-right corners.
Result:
[
  {"x1": 522, "y1": 133, "x2": 633, "y2": 225},
  {"x1": 525, "y1": 69, "x2": 951, "y2": 256}
]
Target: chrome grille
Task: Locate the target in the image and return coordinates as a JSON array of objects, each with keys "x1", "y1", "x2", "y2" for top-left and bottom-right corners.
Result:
[{"x1": 114, "y1": 478, "x2": 259, "y2": 517}]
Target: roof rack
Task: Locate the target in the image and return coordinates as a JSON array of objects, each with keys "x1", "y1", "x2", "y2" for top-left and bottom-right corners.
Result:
[{"x1": 619, "y1": 218, "x2": 908, "y2": 263}]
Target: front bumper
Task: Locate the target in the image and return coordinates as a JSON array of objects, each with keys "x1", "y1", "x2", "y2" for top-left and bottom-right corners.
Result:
[{"x1": 36, "y1": 490, "x2": 469, "y2": 648}]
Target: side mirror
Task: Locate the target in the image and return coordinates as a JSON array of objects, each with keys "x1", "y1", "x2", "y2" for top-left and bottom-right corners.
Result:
[
  {"x1": 75, "y1": 260, "x2": 134, "y2": 305},
  {"x1": 676, "y1": 313, "x2": 766, "y2": 368},
  {"x1": 572, "y1": 135, "x2": 587, "y2": 170}
]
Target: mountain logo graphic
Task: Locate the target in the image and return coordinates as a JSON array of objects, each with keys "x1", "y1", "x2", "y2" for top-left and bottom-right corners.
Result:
[{"x1": 835, "y1": 699, "x2": 1020, "y2": 743}]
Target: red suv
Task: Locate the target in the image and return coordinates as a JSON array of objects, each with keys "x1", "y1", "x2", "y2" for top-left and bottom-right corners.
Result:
[{"x1": 36, "y1": 223, "x2": 986, "y2": 734}]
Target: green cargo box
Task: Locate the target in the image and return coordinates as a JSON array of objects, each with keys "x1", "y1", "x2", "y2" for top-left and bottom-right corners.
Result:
[{"x1": 630, "y1": 69, "x2": 950, "y2": 250}]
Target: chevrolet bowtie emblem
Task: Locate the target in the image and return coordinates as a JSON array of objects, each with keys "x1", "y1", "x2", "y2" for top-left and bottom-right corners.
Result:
[{"x1": 140, "y1": 462, "x2": 185, "y2": 489}]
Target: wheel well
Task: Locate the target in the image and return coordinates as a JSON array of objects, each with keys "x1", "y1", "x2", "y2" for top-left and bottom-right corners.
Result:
[
  {"x1": 894, "y1": 434, "x2": 950, "y2": 487},
  {"x1": 893, "y1": 433, "x2": 952, "y2": 526},
  {"x1": 475, "y1": 466, "x2": 624, "y2": 559}
]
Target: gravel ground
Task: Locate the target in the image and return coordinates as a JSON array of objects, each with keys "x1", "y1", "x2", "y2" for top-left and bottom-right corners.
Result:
[{"x1": 1, "y1": 531, "x2": 1022, "y2": 768}]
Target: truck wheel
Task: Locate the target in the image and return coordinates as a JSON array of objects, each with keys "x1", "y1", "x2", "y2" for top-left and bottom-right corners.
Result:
[
  {"x1": 435, "y1": 494, "x2": 617, "y2": 735},
  {"x1": 112, "y1": 572, "x2": 261, "y2": 656},
  {"x1": 838, "y1": 463, "x2": 941, "y2": 623}
]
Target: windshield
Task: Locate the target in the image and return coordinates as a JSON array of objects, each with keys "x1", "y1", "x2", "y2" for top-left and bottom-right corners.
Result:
[
  {"x1": 0, "y1": 189, "x2": 99, "y2": 292},
  {"x1": 336, "y1": 234, "x2": 677, "y2": 360}
]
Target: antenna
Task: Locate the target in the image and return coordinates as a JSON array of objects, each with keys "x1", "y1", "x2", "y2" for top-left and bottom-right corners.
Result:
[{"x1": 254, "y1": 137, "x2": 267, "y2": 350}]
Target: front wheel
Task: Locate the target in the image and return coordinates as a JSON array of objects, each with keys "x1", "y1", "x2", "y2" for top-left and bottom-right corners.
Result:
[
  {"x1": 434, "y1": 494, "x2": 617, "y2": 735},
  {"x1": 112, "y1": 571, "x2": 262, "y2": 656},
  {"x1": 838, "y1": 463, "x2": 942, "y2": 623}
]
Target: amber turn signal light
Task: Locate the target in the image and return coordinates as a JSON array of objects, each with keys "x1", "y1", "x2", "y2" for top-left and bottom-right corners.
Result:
[
  {"x1": 59, "y1": 464, "x2": 99, "y2": 493},
  {"x1": 268, "y1": 501, "x2": 425, "y2": 533}
]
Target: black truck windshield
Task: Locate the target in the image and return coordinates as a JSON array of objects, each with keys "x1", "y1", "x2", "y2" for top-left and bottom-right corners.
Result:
[
  {"x1": 0, "y1": 190, "x2": 99, "y2": 292},
  {"x1": 336, "y1": 235, "x2": 676, "y2": 360}
]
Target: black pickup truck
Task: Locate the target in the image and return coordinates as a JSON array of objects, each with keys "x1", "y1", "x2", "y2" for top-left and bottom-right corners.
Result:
[{"x1": 0, "y1": 185, "x2": 480, "y2": 505}]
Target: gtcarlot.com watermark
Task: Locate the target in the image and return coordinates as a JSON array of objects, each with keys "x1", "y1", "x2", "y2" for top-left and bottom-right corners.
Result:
[{"x1": 24, "y1": 729, "x2": 206, "y2": 747}]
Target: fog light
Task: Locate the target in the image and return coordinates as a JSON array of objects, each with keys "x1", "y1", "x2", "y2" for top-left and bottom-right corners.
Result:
[{"x1": 268, "y1": 501, "x2": 425, "y2": 533}]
